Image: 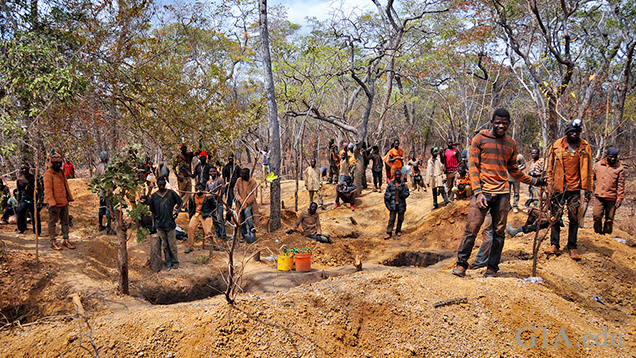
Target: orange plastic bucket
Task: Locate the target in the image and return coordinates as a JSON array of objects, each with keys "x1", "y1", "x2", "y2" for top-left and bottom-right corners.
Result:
[
  {"x1": 277, "y1": 253, "x2": 294, "y2": 271},
  {"x1": 294, "y1": 253, "x2": 312, "y2": 272}
]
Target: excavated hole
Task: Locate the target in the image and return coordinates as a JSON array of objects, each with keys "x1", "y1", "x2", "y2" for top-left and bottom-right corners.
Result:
[
  {"x1": 141, "y1": 276, "x2": 227, "y2": 305},
  {"x1": 382, "y1": 251, "x2": 454, "y2": 267}
]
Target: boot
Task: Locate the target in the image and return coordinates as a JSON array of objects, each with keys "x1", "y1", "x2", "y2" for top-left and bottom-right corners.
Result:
[
  {"x1": 62, "y1": 239, "x2": 76, "y2": 249},
  {"x1": 506, "y1": 224, "x2": 523, "y2": 238},
  {"x1": 50, "y1": 240, "x2": 63, "y2": 251}
]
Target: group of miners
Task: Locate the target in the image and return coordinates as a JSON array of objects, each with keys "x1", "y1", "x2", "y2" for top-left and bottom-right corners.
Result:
[
  {"x1": 0, "y1": 154, "x2": 76, "y2": 251},
  {"x1": 0, "y1": 108, "x2": 626, "y2": 277}
]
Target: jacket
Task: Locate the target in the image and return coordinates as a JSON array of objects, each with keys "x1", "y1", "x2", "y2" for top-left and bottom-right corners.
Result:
[
  {"x1": 593, "y1": 158, "x2": 625, "y2": 202},
  {"x1": 426, "y1": 157, "x2": 445, "y2": 187},
  {"x1": 188, "y1": 194, "x2": 217, "y2": 219},
  {"x1": 384, "y1": 180, "x2": 410, "y2": 212},
  {"x1": 234, "y1": 177, "x2": 258, "y2": 212},
  {"x1": 546, "y1": 137, "x2": 592, "y2": 193},
  {"x1": 304, "y1": 166, "x2": 321, "y2": 191},
  {"x1": 43, "y1": 168, "x2": 74, "y2": 207}
]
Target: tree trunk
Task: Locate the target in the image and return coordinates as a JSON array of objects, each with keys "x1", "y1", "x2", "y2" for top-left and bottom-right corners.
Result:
[
  {"x1": 547, "y1": 95, "x2": 559, "y2": 144},
  {"x1": 149, "y1": 234, "x2": 162, "y2": 273},
  {"x1": 115, "y1": 210, "x2": 129, "y2": 294},
  {"x1": 259, "y1": 0, "x2": 281, "y2": 231}
]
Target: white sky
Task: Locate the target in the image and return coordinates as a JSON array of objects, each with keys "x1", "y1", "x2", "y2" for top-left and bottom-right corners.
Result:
[{"x1": 271, "y1": 0, "x2": 373, "y2": 26}]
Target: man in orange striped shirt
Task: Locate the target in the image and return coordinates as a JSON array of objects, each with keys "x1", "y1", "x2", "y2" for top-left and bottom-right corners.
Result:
[{"x1": 452, "y1": 108, "x2": 544, "y2": 278}]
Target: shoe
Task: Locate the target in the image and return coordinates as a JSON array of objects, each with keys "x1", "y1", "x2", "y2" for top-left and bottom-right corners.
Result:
[
  {"x1": 171, "y1": 262, "x2": 179, "y2": 269},
  {"x1": 513, "y1": 207, "x2": 519, "y2": 213},
  {"x1": 184, "y1": 248, "x2": 193, "y2": 254},
  {"x1": 396, "y1": 232, "x2": 401, "y2": 237},
  {"x1": 350, "y1": 204, "x2": 355, "y2": 211},
  {"x1": 506, "y1": 224, "x2": 522, "y2": 238},
  {"x1": 432, "y1": 204, "x2": 439, "y2": 210},
  {"x1": 384, "y1": 233, "x2": 392, "y2": 240},
  {"x1": 62, "y1": 239, "x2": 76, "y2": 249},
  {"x1": 468, "y1": 263, "x2": 485, "y2": 270},
  {"x1": 163, "y1": 265, "x2": 171, "y2": 272},
  {"x1": 333, "y1": 203, "x2": 340, "y2": 209},
  {"x1": 98, "y1": 225, "x2": 106, "y2": 232},
  {"x1": 451, "y1": 265, "x2": 466, "y2": 277},
  {"x1": 544, "y1": 245, "x2": 560, "y2": 255},
  {"x1": 484, "y1": 269, "x2": 497, "y2": 278},
  {"x1": 567, "y1": 249, "x2": 581, "y2": 261},
  {"x1": 50, "y1": 240, "x2": 63, "y2": 251},
  {"x1": 0, "y1": 219, "x2": 8, "y2": 225}
]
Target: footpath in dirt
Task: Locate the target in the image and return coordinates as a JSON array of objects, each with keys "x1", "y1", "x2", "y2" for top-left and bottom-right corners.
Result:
[{"x1": 1, "y1": 176, "x2": 635, "y2": 357}]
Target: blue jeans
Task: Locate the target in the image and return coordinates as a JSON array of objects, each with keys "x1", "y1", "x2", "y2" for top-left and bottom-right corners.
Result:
[
  {"x1": 240, "y1": 205, "x2": 256, "y2": 243},
  {"x1": 213, "y1": 200, "x2": 226, "y2": 240}
]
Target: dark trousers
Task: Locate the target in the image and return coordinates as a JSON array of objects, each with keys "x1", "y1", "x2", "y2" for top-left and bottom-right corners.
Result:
[
  {"x1": 432, "y1": 186, "x2": 449, "y2": 207},
  {"x1": 17, "y1": 200, "x2": 41, "y2": 234},
  {"x1": 372, "y1": 170, "x2": 383, "y2": 189},
  {"x1": 593, "y1": 196, "x2": 616, "y2": 234},
  {"x1": 457, "y1": 193, "x2": 510, "y2": 272},
  {"x1": 157, "y1": 229, "x2": 178, "y2": 267},
  {"x1": 550, "y1": 191, "x2": 580, "y2": 250},
  {"x1": 2, "y1": 207, "x2": 15, "y2": 222},
  {"x1": 521, "y1": 207, "x2": 550, "y2": 233},
  {"x1": 335, "y1": 191, "x2": 356, "y2": 205},
  {"x1": 386, "y1": 210, "x2": 404, "y2": 234},
  {"x1": 329, "y1": 165, "x2": 339, "y2": 183},
  {"x1": 48, "y1": 205, "x2": 70, "y2": 240}
]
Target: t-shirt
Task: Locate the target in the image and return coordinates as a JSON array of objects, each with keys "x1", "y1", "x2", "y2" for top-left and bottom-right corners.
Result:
[
  {"x1": 261, "y1": 151, "x2": 270, "y2": 165},
  {"x1": 293, "y1": 210, "x2": 321, "y2": 236},
  {"x1": 562, "y1": 142, "x2": 581, "y2": 191},
  {"x1": 444, "y1": 148, "x2": 459, "y2": 173},
  {"x1": 149, "y1": 189, "x2": 183, "y2": 231},
  {"x1": 370, "y1": 153, "x2": 383, "y2": 172}
]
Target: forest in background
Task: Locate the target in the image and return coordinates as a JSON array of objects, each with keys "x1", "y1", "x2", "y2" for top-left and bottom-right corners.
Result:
[{"x1": 1, "y1": 0, "x2": 635, "y2": 177}]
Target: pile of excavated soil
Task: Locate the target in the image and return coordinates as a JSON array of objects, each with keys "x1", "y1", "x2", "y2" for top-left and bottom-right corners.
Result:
[{"x1": 1, "y1": 175, "x2": 635, "y2": 357}]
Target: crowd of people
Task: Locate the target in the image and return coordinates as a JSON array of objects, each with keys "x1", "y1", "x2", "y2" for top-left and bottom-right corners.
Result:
[{"x1": 0, "y1": 109, "x2": 627, "y2": 277}]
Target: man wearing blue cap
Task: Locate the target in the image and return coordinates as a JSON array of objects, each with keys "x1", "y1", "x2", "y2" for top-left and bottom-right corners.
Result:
[
  {"x1": 592, "y1": 147, "x2": 625, "y2": 235},
  {"x1": 545, "y1": 119, "x2": 592, "y2": 260}
]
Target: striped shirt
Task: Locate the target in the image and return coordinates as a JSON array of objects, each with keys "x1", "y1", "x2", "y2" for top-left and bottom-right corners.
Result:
[{"x1": 469, "y1": 130, "x2": 536, "y2": 194}]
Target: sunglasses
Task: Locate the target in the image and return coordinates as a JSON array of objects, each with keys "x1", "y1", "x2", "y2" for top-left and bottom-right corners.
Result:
[{"x1": 571, "y1": 118, "x2": 582, "y2": 127}]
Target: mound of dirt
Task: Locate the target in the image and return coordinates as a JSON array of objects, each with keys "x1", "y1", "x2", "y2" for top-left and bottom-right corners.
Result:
[{"x1": 1, "y1": 177, "x2": 636, "y2": 358}]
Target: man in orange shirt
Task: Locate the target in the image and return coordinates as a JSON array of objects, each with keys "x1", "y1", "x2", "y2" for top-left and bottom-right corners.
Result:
[
  {"x1": 385, "y1": 139, "x2": 404, "y2": 181},
  {"x1": 545, "y1": 119, "x2": 593, "y2": 260},
  {"x1": 44, "y1": 153, "x2": 75, "y2": 250}
]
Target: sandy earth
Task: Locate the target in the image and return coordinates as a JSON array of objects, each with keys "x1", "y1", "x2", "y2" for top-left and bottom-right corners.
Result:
[{"x1": 1, "y1": 174, "x2": 635, "y2": 357}]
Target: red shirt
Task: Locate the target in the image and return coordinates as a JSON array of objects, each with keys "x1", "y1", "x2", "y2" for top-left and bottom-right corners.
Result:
[{"x1": 444, "y1": 148, "x2": 459, "y2": 173}]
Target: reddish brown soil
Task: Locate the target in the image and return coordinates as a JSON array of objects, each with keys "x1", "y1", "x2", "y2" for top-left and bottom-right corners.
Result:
[{"x1": 0, "y1": 175, "x2": 635, "y2": 357}]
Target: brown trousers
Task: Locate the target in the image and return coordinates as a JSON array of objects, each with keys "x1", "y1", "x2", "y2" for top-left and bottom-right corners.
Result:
[
  {"x1": 593, "y1": 197, "x2": 616, "y2": 234},
  {"x1": 48, "y1": 205, "x2": 70, "y2": 240},
  {"x1": 456, "y1": 193, "x2": 510, "y2": 272},
  {"x1": 187, "y1": 215, "x2": 214, "y2": 248}
]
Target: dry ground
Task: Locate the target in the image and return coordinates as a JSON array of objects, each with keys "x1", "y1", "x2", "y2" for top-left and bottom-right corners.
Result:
[{"x1": 1, "y1": 172, "x2": 635, "y2": 357}]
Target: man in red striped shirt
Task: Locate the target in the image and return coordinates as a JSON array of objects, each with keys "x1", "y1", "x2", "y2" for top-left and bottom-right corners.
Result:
[{"x1": 452, "y1": 108, "x2": 545, "y2": 278}]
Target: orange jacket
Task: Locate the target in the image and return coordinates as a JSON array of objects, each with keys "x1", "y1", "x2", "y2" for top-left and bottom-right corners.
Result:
[
  {"x1": 43, "y1": 168, "x2": 74, "y2": 207},
  {"x1": 546, "y1": 137, "x2": 593, "y2": 193}
]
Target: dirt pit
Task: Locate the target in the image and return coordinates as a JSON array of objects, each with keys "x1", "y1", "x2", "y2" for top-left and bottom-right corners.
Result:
[
  {"x1": 140, "y1": 276, "x2": 227, "y2": 305},
  {"x1": 382, "y1": 250, "x2": 454, "y2": 267}
]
